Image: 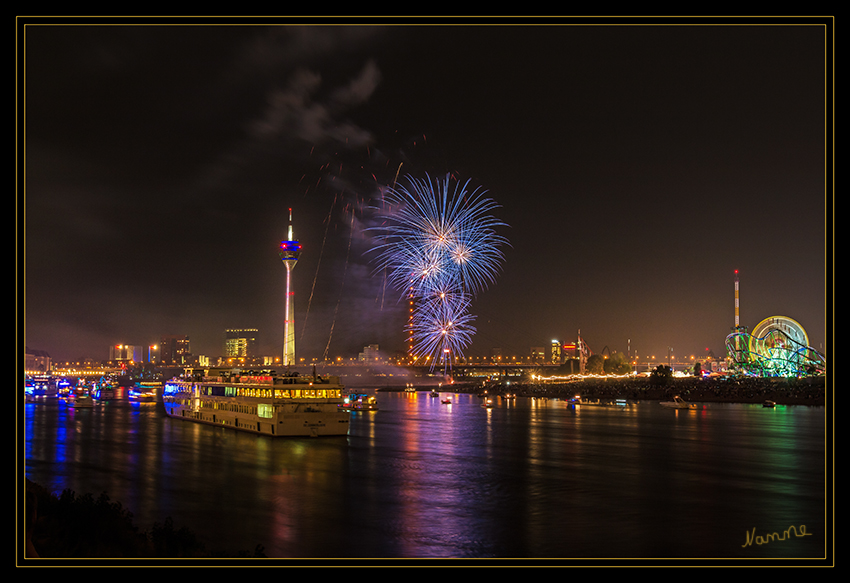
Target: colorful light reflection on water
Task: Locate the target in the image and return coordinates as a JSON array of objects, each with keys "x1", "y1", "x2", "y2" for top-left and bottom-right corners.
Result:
[{"x1": 24, "y1": 393, "x2": 827, "y2": 562}]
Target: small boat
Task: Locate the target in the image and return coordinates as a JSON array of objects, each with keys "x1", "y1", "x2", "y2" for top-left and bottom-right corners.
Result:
[
  {"x1": 430, "y1": 389, "x2": 440, "y2": 397},
  {"x1": 93, "y1": 387, "x2": 116, "y2": 400},
  {"x1": 481, "y1": 398, "x2": 494, "y2": 408},
  {"x1": 441, "y1": 398, "x2": 452, "y2": 404},
  {"x1": 340, "y1": 393, "x2": 379, "y2": 411},
  {"x1": 130, "y1": 380, "x2": 161, "y2": 402},
  {"x1": 70, "y1": 394, "x2": 94, "y2": 408},
  {"x1": 660, "y1": 396, "x2": 696, "y2": 409},
  {"x1": 25, "y1": 375, "x2": 58, "y2": 401},
  {"x1": 404, "y1": 384, "x2": 416, "y2": 393},
  {"x1": 763, "y1": 400, "x2": 776, "y2": 408},
  {"x1": 129, "y1": 388, "x2": 157, "y2": 402},
  {"x1": 569, "y1": 395, "x2": 630, "y2": 408}
]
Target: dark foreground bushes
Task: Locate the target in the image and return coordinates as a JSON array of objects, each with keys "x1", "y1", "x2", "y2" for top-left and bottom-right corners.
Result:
[{"x1": 24, "y1": 480, "x2": 266, "y2": 559}]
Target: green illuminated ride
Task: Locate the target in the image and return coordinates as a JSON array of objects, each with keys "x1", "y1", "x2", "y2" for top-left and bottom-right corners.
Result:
[{"x1": 726, "y1": 316, "x2": 825, "y2": 377}]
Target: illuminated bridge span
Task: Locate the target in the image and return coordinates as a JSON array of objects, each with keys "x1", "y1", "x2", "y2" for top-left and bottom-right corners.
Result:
[
  {"x1": 726, "y1": 316, "x2": 825, "y2": 377},
  {"x1": 409, "y1": 363, "x2": 559, "y2": 378}
]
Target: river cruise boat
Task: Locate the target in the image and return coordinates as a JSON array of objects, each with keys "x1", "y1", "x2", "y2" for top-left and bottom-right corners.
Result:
[{"x1": 162, "y1": 367, "x2": 350, "y2": 437}]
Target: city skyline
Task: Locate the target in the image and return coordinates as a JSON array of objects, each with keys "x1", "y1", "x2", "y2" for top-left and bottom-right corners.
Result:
[{"x1": 20, "y1": 17, "x2": 831, "y2": 365}]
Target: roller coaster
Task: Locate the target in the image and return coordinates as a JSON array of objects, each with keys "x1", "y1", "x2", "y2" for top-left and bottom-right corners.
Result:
[{"x1": 726, "y1": 315, "x2": 825, "y2": 377}]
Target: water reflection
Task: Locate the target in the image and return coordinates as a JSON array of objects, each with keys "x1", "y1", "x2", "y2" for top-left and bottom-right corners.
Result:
[{"x1": 24, "y1": 393, "x2": 826, "y2": 560}]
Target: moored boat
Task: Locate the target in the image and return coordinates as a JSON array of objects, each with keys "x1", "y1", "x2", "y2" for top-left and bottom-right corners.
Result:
[
  {"x1": 130, "y1": 380, "x2": 160, "y2": 402},
  {"x1": 659, "y1": 396, "x2": 696, "y2": 409},
  {"x1": 70, "y1": 393, "x2": 94, "y2": 408},
  {"x1": 93, "y1": 386, "x2": 116, "y2": 400},
  {"x1": 568, "y1": 395, "x2": 631, "y2": 408},
  {"x1": 763, "y1": 400, "x2": 776, "y2": 408},
  {"x1": 163, "y1": 367, "x2": 350, "y2": 437},
  {"x1": 340, "y1": 392, "x2": 379, "y2": 411},
  {"x1": 25, "y1": 375, "x2": 58, "y2": 401}
]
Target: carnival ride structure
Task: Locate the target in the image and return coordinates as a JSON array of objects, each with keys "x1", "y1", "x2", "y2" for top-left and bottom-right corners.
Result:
[{"x1": 725, "y1": 315, "x2": 825, "y2": 377}]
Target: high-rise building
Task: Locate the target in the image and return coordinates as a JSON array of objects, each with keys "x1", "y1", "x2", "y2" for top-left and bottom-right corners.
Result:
[
  {"x1": 225, "y1": 328, "x2": 259, "y2": 358},
  {"x1": 358, "y1": 344, "x2": 381, "y2": 362},
  {"x1": 160, "y1": 335, "x2": 191, "y2": 366},
  {"x1": 278, "y1": 209, "x2": 302, "y2": 366},
  {"x1": 550, "y1": 340, "x2": 562, "y2": 365},
  {"x1": 530, "y1": 346, "x2": 546, "y2": 363},
  {"x1": 110, "y1": 344, "x2": 145, "y2": 362}
]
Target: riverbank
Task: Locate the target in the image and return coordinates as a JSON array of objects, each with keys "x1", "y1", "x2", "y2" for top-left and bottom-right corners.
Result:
[
  {"x1": 432, "y1": 376, "x2": 826, "y2": 406},
  {"x1": 22, "y1": 479, "x2": 266, "y2": 560}
]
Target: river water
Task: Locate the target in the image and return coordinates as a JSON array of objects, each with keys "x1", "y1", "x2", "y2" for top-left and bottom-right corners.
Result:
[{"x1": 23, "y1": 391, "x2": 828, "y2": 564}]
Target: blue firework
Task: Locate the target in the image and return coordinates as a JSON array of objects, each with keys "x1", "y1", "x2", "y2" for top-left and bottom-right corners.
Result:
[
  {"x1": 370, "y1": 174, "x2": 508, "y2": 297},
  {"x1": 408, "y1": 291, "x2": 477, "y2": 369},
  {"x1": 368, "y1": 173, "x2": 508, "y2": 368}
]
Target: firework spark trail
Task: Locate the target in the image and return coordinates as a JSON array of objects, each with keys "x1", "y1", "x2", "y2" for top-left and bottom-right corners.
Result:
[
  {"x1": 366, "y1": 173, "x2": 508, "y2": 369},
  {"x1": 323, "y1": 207, "x2": 356, "y2": 361},
  {"x1": 300, "y1": 194, "x2": 337, "y2": 344},
  {"x1": 378, "y1": 162, "x2": 404, "y2": 311}
]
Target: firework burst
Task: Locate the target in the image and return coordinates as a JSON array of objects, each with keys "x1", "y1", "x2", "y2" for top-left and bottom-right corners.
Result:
[
  {"x1": 368, "y1": 173, "x2": 509, "y2": 369},
  {"x1": 409, "y1": 291, "x2": 477, "y2": 371}
]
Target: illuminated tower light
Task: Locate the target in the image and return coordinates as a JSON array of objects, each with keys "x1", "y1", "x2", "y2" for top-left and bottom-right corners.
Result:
[
  {"x1": 734, "y1": 269, "x2": 740, "y2": 328},
  {"x1": 279, "y1": 208, "x2": 302, "y2": 367}
]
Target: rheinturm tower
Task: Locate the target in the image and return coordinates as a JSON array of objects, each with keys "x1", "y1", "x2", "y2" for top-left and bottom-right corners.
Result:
[{"x1": 278, "y1": 209, "x2": 302, "y2": 366}]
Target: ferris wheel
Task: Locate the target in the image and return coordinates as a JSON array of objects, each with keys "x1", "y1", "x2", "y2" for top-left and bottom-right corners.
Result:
[
  {"x1": 747, "y1": 316, "x2": 810, "y2": 375},
  {"x1": 750, "y1": 316, "x2": 809, "y2": 348}
]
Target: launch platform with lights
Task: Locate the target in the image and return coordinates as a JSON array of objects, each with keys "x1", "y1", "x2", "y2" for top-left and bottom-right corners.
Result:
[{"x1": 724, "y1": 271, "x2": 825, "y2": 377}]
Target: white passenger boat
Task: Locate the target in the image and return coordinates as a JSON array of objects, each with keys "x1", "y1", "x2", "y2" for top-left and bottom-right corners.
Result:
[
  {"x1": 162, "y1": 367, "x2": 350, "y2": 437},
  {"x1": 659, "y1": 396, "x2": 696, "y2": 409}
]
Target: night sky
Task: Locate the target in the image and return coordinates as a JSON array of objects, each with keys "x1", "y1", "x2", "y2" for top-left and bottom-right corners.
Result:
[{"x1": 20, "y1": 17, "x2": 831, "y2": 365}]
